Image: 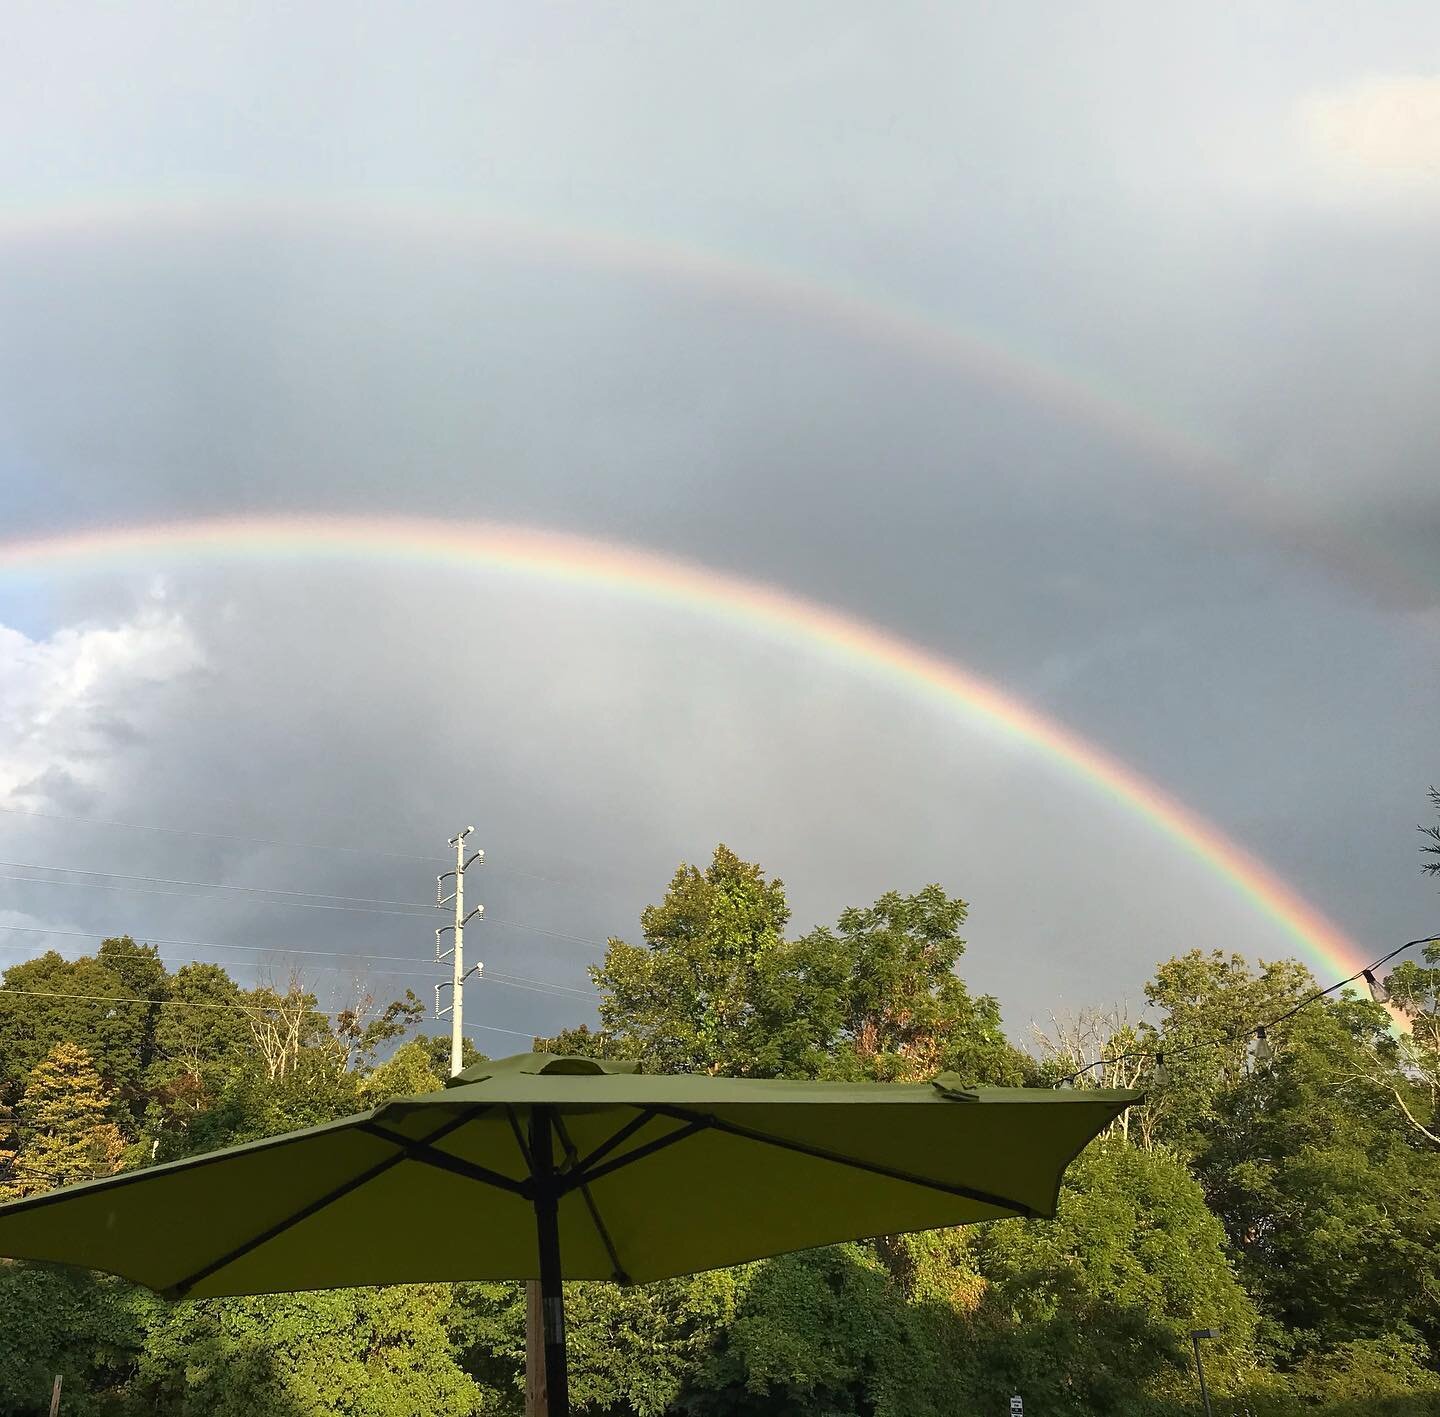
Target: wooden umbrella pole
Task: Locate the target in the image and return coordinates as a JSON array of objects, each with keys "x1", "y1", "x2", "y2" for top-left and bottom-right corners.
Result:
[
  {"x1": 528, "y1": 1107, "x2": 570, "y2": 1417},
  {"x1": 525, "y1": 1280, "x2": 546, "y2": 1414}
]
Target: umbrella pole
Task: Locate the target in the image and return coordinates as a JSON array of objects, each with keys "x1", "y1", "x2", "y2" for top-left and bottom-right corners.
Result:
[{"x1": 529, "y1": 1106, "x2": 570, "y2": 1417}]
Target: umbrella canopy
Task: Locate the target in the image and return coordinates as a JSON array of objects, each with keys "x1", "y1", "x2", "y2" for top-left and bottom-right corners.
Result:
[{"x1": 0, "y1": 1052, "x2": 1136, "y2": 1415}]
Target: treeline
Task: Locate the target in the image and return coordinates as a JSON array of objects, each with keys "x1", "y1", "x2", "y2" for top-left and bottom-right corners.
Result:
[{"x1": 0, "y1": 844, "x2": 1436, "y2": 1416}]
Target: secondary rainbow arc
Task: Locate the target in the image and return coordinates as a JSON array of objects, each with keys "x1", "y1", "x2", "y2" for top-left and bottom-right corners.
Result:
[
  {"x1": 0, "y1": 191, "x2": 1427, "y2": 608},
  {"x1": 0, "y1": 514, "x2": 1367, "y2": 984}
]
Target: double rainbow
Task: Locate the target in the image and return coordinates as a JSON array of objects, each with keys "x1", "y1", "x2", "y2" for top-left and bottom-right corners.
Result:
[{"x1": 0, "y1": 514, "x2": 1366, "y2": 984}]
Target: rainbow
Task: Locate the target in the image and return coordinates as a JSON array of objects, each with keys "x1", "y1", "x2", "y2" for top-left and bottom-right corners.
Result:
[
  {"x1": 0, "y1": 191, "x2": 1428, "y2": 608},
  {"x1": 0, "y1": 514, "x2": 1368, "y2": 983}
]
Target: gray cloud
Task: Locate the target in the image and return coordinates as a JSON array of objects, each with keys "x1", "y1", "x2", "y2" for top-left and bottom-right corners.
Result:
[{"x1": 1, "y1": 2, "x2": 1437, "y2": 1042}]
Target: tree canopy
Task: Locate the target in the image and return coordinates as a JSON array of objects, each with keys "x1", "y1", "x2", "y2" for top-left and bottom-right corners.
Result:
[{"x1": 0, "y1": 841, "x2": 1435, "y2": 1415}]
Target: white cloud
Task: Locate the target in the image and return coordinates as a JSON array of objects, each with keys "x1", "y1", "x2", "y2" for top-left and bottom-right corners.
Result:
[
  {"x1": 1299, "y1": 73, "x2": 1440, "y2": 183},
  {"x1": 0, "y1": 602, "x2": 204, "y2": 804}
]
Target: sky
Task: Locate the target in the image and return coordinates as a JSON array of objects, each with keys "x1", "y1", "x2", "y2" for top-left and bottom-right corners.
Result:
[{"x1": 1, "y1": 3, "x2": 1437, "y2": 1051}]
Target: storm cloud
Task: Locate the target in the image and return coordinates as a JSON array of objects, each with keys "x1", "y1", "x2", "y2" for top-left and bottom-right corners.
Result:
[{"x1": 1, "y1": 2, "x2": 1437, "y2": 1041}]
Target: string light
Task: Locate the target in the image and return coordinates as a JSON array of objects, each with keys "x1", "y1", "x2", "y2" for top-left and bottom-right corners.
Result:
[{"x1": 1050, "y1": 932, "x2": 1438, "y2": 1088}]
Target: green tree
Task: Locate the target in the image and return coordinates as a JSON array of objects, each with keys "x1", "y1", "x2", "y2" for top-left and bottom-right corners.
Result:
[
  {"x1": 95, "y1": 938, "x2": 168, "y2": 1089},
  {"x1": 144, "y1": 962, "x2": 255, "y2": 1123},
  {"x1": 592, "y1": 846, "x2": 802, "y2": 1076},
  {"x1": 453, "y1": 1273, "x2": 742, "y2": 1417},
  {"x1": 1420, "y1": 785, "x2": 1440, "y2": 877},
  {"x1": 683, "y1": 1246, "x2": 954, "y2": 1417},
  {"x1": 415, "y1": 1033, "x2": 486, "y2": 1079},
  {"x1": 136, "y1": 1286, "x2": 485, "y2": 1417},
  {"x1": 333, "y1": 990, "x2": 425, "y2": 1074},
  {"x1": 1143, "y1": 949, "x2": 1314, "y2": 1158},
  {"x1": 0, "y1": 1263, "x2": 153, "y2": 1417},
  {"x1": 1194, "y1": 994, "x2": 1440, "y2": 1364},
  {"x1": 963, "y1": 1144, "x2": 1260, "y2": 1416},
  {"x1": 360, "y1": 1040, "x2": 443, "y2": 1104},
  {"x1": 589, "y1": 848, "x2": 1021, "y2": 1084},
  {"x1": 0, "y1": 945, "x2": 166, "y2": 1106},
  {"x1": 1285, "y1": 1334, "x2": 1440, "y2": 1413},
  {"x1": 1381, "y1": 941, "x2": 1440, "y2": 1146},
  {"x1": 6, "y1": 1042, "x2": 125, "y2": 1197},
  {"x1": 802, "y1": 885, "x2": 1027, "y2": 1084}
]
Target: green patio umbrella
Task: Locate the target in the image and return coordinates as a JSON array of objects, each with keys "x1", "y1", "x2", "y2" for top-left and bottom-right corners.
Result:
[{"x1": 0, "y1": 1052, "x2": 1136, "y2": 1416}]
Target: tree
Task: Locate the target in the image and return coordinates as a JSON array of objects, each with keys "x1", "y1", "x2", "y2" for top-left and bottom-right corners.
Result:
[
  {"x1": 453, "y1": 1273, "x2": 742, "y2": 1417},
  {"x1": 415, "y1": 1033, "x2": 486, "y2": 1079},
  {"x1": 588, "y1": 848, "x2": 1023, "y2": 1084},
  {"x1": 332, "y1": 989, "x2": 425, "y2": 1074},
  {"x1": 242, "y1": 974, "x2": 337, "y2": 1086},
  {"x1": 963, "y1": 1144, "x2": 1260, "y2": 1416},
  {"x1": 683, "y1": 1246, "x2": 954, "y2": 1417},
  {"x1": 1420, "y1": 786, "x2": 1440, "y2": 877},
  {"x1": 1194, "y1": 995, "x2": 1440, "y2": 1364},
  {"x1": 1142, "y1": 949, "x2": 1315, "y2": 1158},
  {"x1": 0, "y1": 1262, "x2": 154, "y2": 1417},
  {"x1": 95, "y1": 937, "x2": 168, "y2": 1093},
  {"x1": 145, "y1": 962, "x2": 255, "y2": 1123},
  {"x1": 534, "y1": 1023, "x2": 645, "y2": 1064},
  {"x1": 1374, "y1": 942, "x2": 1439, "y2": 1147},
  {"x1": 0, "y1": 945, "x2": 165, "y2": 1105},
  {"x1": 591, "y1": 845, "x2": 799, "y2": 1076},
  {"x1": 136, "y1": 1286, "x2": 486, "y2": 1417},
  {"x1": 803, "y1": 885, "x2": 1027, "y2": 1084},
  {"x1": 359, "y1": 1040, "x2": 443, "y2": 1104},
  {"x1": 6, "y1": 1043, "x2": 125, "y2": 1197},
  {"x1": 1030, "y1": 1005, "x2": 1154, "y2": 1146}
]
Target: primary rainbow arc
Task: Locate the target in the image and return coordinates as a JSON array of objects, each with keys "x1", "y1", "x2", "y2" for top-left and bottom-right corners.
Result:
[{"x1": 0, "y1": 514, "x2": 1365, "y2": 983}]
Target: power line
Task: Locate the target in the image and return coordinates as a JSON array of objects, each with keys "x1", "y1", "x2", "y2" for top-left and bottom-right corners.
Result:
[
  {"x1": 0, "y1": 924, "x2": 443, "y2": 966},
  {"x1": 0, "y1": 981, "x2": 589, "y2": 1028},
  {"x1": 1053, "y1": 932, "x2": 1440, "y2": 1087},
  {"x1": 486, "y1": 969, "x2": 597, "y2": 998},
  {"x1": 0, "y1": 928, "x2": 600, "y2": 1000},
  {"x1": 0, "y1": 860, "x2": 435, "y2": 911},
  {"x1": 0, "y1": 985, "x2": 343, "y2": 1019},
  {"x1": 0, "y1": 803, "x2": 446, "y2": 864},
  {"x1": 0, "y1": 862, "x2": 610, "y2": 944},
  {"x1": 0, "y1": 802, "x2": 588, "y2": 889},
  {"x1": 0, "y1": 870, "x2": 435, "y2": 917},
  {"x1": 463, "y1": 1020, "x2": 548, "y2": 1041},
  {"x1": 487, "y1": 921, "x2": 608, "y2": 951},
  {"x1": 482, "y1": 972, "x2": 599, "y2": 1000}
]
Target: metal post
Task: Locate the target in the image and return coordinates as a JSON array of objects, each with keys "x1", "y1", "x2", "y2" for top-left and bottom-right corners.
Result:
[
  {"x1": 1191, "y1": 1330, "x2": 1215, "y2": 1417},
  {"x1": 451, "y1": 828, "x2": 467, "y2": 1078},
  {"x1": 436, "y1": 828, "x2": 483, "y2": 1080},
  {"x1": 529, "y1": 1106, "x2": 569, "y2": 1417}
]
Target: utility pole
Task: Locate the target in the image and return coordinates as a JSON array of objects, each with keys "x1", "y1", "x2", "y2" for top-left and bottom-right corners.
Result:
[
  {"x1": 437, "y1": 827, "x2": 543, "y2": 1414},
  {"x1": 436, "y1": 826, "x2": 483, "y2": 1079}
]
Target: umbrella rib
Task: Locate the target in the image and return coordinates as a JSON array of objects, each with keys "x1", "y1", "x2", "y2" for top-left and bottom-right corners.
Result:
[
  {"x1": 566, "y1": 1115, "x2": 712, "y2": 1189},
  {"x1": 357, "y1": 1120, "x2": 531, "y2": 1197},
  {"x1": 165, "y1": 1110, "x2": 477, "y2": 1298},
  {"x1": 568, "y1": 1108, "x2": 659, "y2": 1176},
  {"x1": 504, "y1": 1105, "x2": 534, "y2": 1173},
  {"x1": 647, "y1": 1104, "x2": 1038, "y2": 1217},
  {"x1": 553, "y1": 1114, "x2": 631, "y2": 1286}
]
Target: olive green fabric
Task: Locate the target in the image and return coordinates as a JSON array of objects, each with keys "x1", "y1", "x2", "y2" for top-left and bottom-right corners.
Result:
[{"x1": 0, "y1": 1053, "x2": 1135, "y2": 1298}]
